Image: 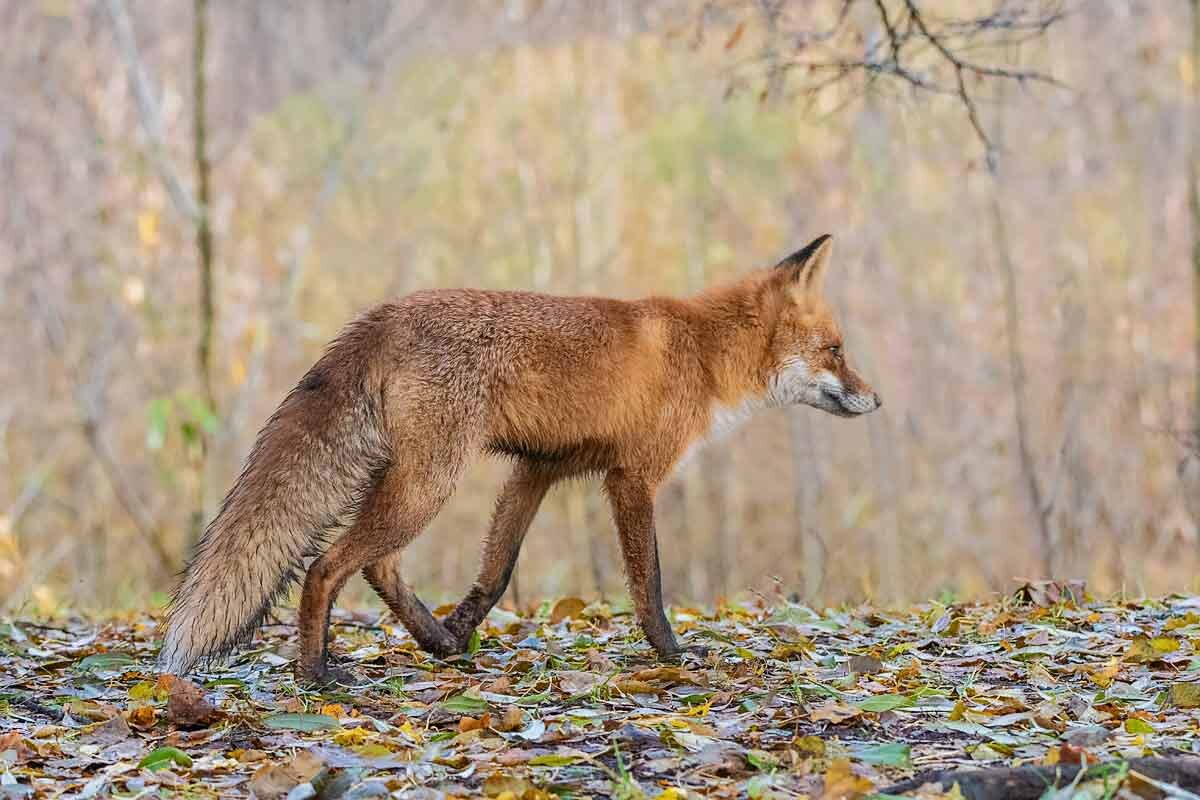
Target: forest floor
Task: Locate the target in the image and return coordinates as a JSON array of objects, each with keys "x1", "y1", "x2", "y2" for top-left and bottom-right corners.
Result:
[{"x1": 4, "y1": 581, "x2": 1200, "y2": 799}]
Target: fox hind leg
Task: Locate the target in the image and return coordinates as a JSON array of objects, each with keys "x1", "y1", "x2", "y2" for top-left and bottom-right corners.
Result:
[
  {"x1": 441, "y1": 461, "x2": 556, "y2": 649},
  {"x1": 296, "y1": 463, "x2": 459, "y2": 685},
  {"x1": 363, "y1": 552, "x2": 458, "y2": 656}
]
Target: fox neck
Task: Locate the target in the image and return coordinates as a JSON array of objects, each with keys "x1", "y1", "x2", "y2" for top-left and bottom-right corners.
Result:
[{"x1": 682, "y1": 276, "x2": 782, "y2": 446}]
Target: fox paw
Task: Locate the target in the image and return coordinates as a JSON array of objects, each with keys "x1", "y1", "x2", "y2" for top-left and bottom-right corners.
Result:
[{"x1": 295, "y1": 662, "x2": 366, "y2": 689}]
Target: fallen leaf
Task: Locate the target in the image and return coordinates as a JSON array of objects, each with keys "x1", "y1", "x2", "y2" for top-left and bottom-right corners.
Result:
[
  {"x1": 558, "y1": 670, "x2": 603, "y2": 694},
  {"x1": 810, "y1": 700, "x2": 861, "y2": 724},
  {"x1": 847, "y1": 655, "x2": 884, "y2": 674},
  {"x1": 494, "y1": 705, "x2": 524, "y2": 732},
  {"x1": 139, "y1": 746, "x2": 193, "y2": 771},
  {"x1": 0, "y1": 733, "x2": 35, "y2": 764},
  {"x1": 79, "y1": 714, "x2": 131, "y2": 746},
  {"x1": 261, "y1": 712, "x2": 340, "y2": 732},
  {"x1": 1169, "y1": 682, "x2": 1200, "y2": 708},
  {"x1": 820, "y1": 758, "x2": 875, "y2": 800},
  {"x1": 127, "y1": 704, "x2": 156, "y2": 731},
  {"x1": 549, "y1": 596, "x2": 587, "y2": 624},
  {"x1": 158, "y1": 675, "x2": 218, "y2": 728}
]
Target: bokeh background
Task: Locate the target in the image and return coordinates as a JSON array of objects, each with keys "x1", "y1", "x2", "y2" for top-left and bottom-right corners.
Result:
[{"x1": 2, "y1": 0, "x2": 1198, "y2": 615}]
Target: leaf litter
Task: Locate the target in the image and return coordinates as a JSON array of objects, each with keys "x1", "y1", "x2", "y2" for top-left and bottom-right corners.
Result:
[{"x1": 2, "y1": 583, "x2": 1200, "y2": 798}]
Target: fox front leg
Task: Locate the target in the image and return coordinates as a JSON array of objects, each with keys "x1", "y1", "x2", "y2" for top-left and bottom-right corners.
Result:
[{"x1": 605, "y1": 470, "x2": 680, "y2": 659}]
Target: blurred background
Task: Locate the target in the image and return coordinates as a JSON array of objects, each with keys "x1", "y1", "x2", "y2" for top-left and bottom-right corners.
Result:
[{"x1": 1, "y1": 0, "x2": 1198, "y2": 616}]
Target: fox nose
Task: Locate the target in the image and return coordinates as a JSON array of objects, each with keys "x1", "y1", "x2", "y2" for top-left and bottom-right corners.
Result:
[{"x1": 873, "y1": 393, "x2": 882, "y2": 409}]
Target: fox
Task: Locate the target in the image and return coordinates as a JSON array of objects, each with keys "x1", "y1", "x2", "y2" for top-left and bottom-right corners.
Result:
[{"x1": 157, "y1": 234, "x2": 880, "y2": 684}]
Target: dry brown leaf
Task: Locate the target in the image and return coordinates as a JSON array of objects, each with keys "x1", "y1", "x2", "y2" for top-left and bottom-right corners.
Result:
[
  {"x1": 79, "y1": 714, "x2": 131, "y2": 746},
  {"x1": 809, "y1": 700, "x2": 862, "y2": 724},
  {"x1": 127, "y1": 704, "x2": 157, "y2": 731},
  {"x1": 159, "y1": 674, "x2": 218, "y2": 727},
  {"x1": 458, "y1": 712, "x2": 491, "y2": 733},
  {"x1": 612, "y1": 678, "x2": 663, "y2": 697},
  {"x1": 549, "y1": 596, "x2": 587, "y2": 624},
  {"x1": 0, "y1": 732, "x2": 35, "y2": 764},
  {"x1": 558, "y1": 670, "x2": 603, "y2": 694},
  {"x1": 495, "y1": 706, "x2": 525, "y2": 732}
]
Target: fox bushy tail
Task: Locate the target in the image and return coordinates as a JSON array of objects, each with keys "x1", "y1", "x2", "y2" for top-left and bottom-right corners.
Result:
[{"x1": 157, "y1": 372, "x2": 387, "y2": 675}]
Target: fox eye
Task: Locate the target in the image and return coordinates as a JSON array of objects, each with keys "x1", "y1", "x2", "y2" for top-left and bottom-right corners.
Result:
[{"x1": 826, "y1": 344, "x2": 842, "y2": 358}]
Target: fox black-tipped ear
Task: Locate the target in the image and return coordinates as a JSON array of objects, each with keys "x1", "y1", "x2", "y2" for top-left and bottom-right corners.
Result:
[{"x1": 775, "y1": 234, "x2": 833, "y2": 292}]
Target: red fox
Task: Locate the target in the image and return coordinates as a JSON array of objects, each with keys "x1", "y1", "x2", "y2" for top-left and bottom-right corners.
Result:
[{"x1": 158, "y1": 234, "x2": 880, "y2": 684}]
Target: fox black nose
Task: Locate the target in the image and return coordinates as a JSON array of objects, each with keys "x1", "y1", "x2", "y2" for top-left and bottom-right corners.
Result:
[{"x1": 873, "y1": 393, "x2": 882, "y2": 408}]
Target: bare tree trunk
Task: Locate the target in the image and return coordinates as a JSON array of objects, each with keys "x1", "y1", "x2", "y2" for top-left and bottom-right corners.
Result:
[
  {"x1": 1190, "y1": 0, "x2": 1200, "y2": 431},
  {"x1": 191, "y1": 0, "x2": 216, "y2": 542},
  {"x1": 788, "y1": 410, "x2": 824, "y2": 600},
  {"x1": 989, "y1": 66, "x2": 1054, "y2": 576}
]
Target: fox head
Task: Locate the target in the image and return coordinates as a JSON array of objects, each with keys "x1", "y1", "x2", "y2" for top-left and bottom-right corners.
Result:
[{"x1": 760, "y1": 235, "x2": 881, "y2": 418}]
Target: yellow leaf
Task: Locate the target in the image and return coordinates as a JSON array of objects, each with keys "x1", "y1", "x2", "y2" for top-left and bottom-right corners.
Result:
[
  {"x1": 793, "y1": 735, "x2": 826, "y2": 757},
  {"x1": 820, "y1": 758, "x2": 875, "y2": 800},
  {"x1": 127, "y1": 681, "x2": 163, "y2": 702},
  {"x1": 352, "y1": 743, "x2": 395, "y2": 758},
  {"x1": 137, "y1": 211, "x2": 159, "y2": 248},
  {"x1": 332, "y1": 726, "x2": 371, "y2": 747},
  {"x1": 1125, "y1": 636, "x2": 1179, "y2": 663},
  {"x1": 770, "y1": 641, "x2": 812, "y2": 660},
  {"x1": 398, "y1": 720, "x2": 423, "y2": 743},
  {"x1": 1088, "y1": 659, "x2": 1119, "y2": 688},
  {"x1": 1180, "y1": 53, "x2": 1195, "y2": 88},
  {"x1": 229, "y1": 357, "x2": 247, "y2": 386},
  {"x1": 656, "y1": 789, "x2": 687, "y2": 800},
  {"x1": 1169, "y1": 683, "x2": 1200, "y2": 708},
  {"x1": 319, "y1": 703, "x2": 345, "y2": 718}
]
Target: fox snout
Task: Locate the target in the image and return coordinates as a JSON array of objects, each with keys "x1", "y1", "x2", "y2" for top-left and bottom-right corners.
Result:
[{"x1": 814, "y1": 369, "x2": 881, "y2": 417}]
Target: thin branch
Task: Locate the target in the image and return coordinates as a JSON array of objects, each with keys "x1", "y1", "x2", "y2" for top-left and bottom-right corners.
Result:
[
  {"x1": 740, "y1": 0, "x2": 1069, "y2": 168},
  {"x1": 103, "y1": 0, "x2": 201, "y2": 223}
]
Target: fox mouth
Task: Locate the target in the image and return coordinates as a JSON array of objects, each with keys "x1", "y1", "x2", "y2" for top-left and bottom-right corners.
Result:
[{"x1": 822, "y1": 387, "x2": 878, "y2": 417}]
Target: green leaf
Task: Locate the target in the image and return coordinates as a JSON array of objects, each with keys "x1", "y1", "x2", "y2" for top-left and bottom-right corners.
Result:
[
  {"x1": 145, "y1": 397, "x2": 171, "y2": 450},
  {"x1": 176, "y1": 391, "x2": 219, "y2": 434},
  {"x1": 515, "y1": 690, "x2": 552, "y2": 707},
  {"x1": 466, "y1": 629, "x2": 482, "y2": 657},
  {"x1": 261, "y1": 712, "x2": 341, "y2": 731},
  {"x1": 138, "y1": 746, "x2": 192, "y2": 771},
  {"x1": 854, "y1": 694, "x2": 913, "y2": 712},
  {"x1": 76, "y1": 653, "x2": 137, "y2": 673},
  {"x1": 528, "y1": 753, "x2": 582, "y2": 767},
  {"x1": 1124, "y1": 718, "x2": 1155, "y2": 735},
  {"x1": 746, "y1": 750, "x2": 778, "y2": 771},
  {"x1": 440, "y1": 693, "x2": 489, "y2": 715},
  {"x1": 853, "y1": 742, "x2": 912, "y2": 768}
]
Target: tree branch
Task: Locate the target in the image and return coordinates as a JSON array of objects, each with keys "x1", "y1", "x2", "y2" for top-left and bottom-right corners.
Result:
[
  {"x1": 737, "y1": 0, "x2": 1069, "y2": 168},
  {"x1": 104, "y1": 0, "x2": 201, "y2": 223}
]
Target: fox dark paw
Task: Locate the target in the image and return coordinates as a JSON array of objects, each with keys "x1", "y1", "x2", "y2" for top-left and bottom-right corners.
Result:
[
  {"x1": 295, "y1": 662, "x2": 366, "y2": 689},
  {"x1": 410, "y1": 622, "x2": 465, "y2": 659}
]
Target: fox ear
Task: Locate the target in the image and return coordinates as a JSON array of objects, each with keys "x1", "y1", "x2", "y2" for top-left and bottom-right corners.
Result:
[{"x1": 774, "y1": 234, "x2": 833, "y2": 293}]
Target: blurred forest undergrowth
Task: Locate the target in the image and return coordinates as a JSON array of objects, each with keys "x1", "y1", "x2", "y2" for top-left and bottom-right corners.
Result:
[{"x1": 1, "y1": 0, "x2": 1198, "y2": 615}]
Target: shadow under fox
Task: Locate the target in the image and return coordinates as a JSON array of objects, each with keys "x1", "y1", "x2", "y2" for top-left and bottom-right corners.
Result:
[{"x1": 158, "y1": 234, "x2": 880, "y2": 684}]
